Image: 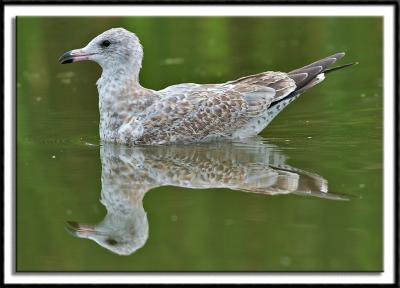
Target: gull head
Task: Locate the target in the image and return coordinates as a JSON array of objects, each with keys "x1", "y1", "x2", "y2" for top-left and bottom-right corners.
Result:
[
  {"x1": 65, "y1": 206, "x2": 149, "y2": 256},
  {"x1": 58, "y1": 28, "x2": 143, "y2": 72}
]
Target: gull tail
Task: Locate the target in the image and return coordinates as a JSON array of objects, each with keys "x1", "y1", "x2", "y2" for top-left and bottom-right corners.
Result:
[
  {"x1": 287, "y1": 52, "x2": 357, "y2": 94},
  {"x1": 268, "y1": 52, "x2": 357, "y2": 110}
]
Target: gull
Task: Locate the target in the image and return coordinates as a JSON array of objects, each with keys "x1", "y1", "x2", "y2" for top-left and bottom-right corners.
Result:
[
  {"x1": 59, "y1": 28, "x2": 356, "y2": 145},
  {"x1": 65, "y1": 139, "x2": 348, "y2": 256}
]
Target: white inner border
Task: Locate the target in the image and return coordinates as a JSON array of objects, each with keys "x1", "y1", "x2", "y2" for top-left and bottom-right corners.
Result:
[{"x1": 4, "y1": 4, "x2": 395, "y2": 285}]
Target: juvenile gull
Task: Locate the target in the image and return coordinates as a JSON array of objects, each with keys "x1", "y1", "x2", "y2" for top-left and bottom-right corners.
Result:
[{"x1": 59, "y1": 28, "x2": 356, "y2": 145}]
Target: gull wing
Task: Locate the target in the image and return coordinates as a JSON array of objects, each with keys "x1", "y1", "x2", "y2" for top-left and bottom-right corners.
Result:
[
  {"x1": 130, "y1": 83, "x2": 278, "y2": 144},
  {"x1": 225, "y1": 71, "x2": 297, "y2": 103}
]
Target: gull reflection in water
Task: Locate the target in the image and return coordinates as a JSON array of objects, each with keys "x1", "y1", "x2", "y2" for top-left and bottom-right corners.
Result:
[{"x1": 65, "y1": 138, "x2": 348, "y2": 256}]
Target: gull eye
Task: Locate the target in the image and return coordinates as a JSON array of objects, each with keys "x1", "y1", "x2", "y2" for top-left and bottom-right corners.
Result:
[
  {"x1": 106, "y1": 238, "x2": 118, "y2": 245},
  {"x1": 101, "y1": 40, "x2": 111, "y2": 47}
]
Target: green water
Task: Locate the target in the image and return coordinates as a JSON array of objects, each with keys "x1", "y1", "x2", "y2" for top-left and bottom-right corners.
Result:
[{"x1": 16, "y1": 17, "x2": 383, "y2": 271}]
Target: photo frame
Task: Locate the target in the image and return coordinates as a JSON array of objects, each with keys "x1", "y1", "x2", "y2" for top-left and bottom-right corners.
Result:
[{"x1": 3, "y1": 0, "x2": 398, "y2": 286}]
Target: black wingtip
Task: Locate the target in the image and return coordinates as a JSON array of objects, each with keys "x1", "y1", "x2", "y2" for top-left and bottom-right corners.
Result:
[
  {"x1": 324, "y1": 61, "x2": 359, "y2": 74},
  {"x1": 289, "y1": 52, "x2": 346, "y2": 75}
]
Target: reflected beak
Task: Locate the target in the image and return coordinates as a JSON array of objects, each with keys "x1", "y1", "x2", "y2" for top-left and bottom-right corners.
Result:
[
  {"x1": 58, "y1": 49, "x2": 91, "y2": 64},
  {"x1": 65, "y1": 221, "x2": 96, "y2": 237}
]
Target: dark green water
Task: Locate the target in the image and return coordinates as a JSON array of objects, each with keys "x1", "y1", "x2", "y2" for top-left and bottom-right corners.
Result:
[{"x1": 17, "y1": 17, "x2": 382, "y2": 271}]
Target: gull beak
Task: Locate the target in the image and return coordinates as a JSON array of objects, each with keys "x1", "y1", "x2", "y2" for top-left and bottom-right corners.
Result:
[
  {"x1": 65, "y1": 221, "x2": 96, "y2": 238},
  {"x1": 58, "y1": 49, "x2": 90, "y2": 64}
]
